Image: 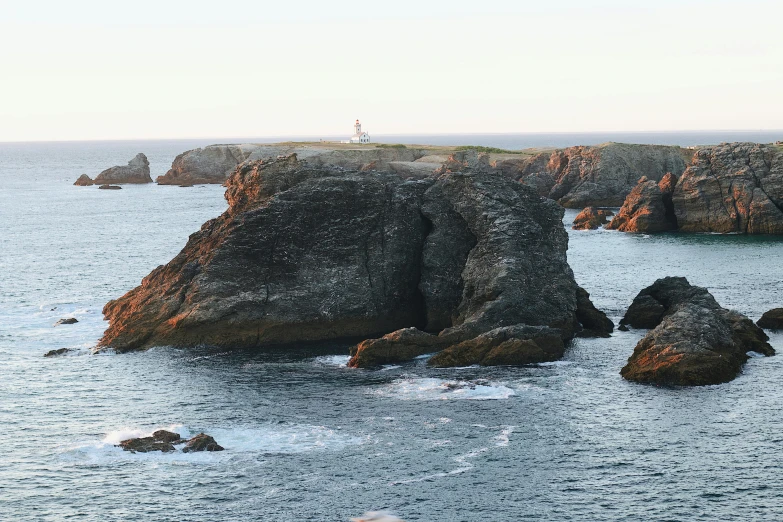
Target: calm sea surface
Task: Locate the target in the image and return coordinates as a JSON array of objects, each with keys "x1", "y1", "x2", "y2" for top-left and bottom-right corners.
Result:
[{"x1": 2, "y1": 134, "x2": 783, "y2": 521}]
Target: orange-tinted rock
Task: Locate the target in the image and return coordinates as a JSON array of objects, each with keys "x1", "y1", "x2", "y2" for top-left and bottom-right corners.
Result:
[
  {"x1": 606, "y1": 174, "x2": 678, "y2": 233},
  {"x1": 74, "y1": 174, "x2": 94, "y2": 186},
  {"x1": 572, "y1": 207, "x2": 613, "y2": 230}
]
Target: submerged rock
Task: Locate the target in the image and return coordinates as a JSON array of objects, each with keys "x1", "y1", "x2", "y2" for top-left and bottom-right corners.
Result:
[
  {"x1": 100, "y1": 154, "x2": 607, "y2": 364},
  {"x1": 93, "y1": 153, "x2": 152, "y2": 185},
  {"x1": 673, "y1": 143, "x2": 783, "y2": 233},
  {"x1": 74, "y1": 174, "x2": 94, "y2": 186},
  {"x1": 54, "y1": 317, "x2": 78, "y2": 326},
  {"x1": 572, "y1": 207, "x2": 614, "y2": 230},
  {"x1": 758, "y1": 308, "x2": 783, "y2": 330},
  {"x1": 98, "y1": 184, "x2": 122, "y2": 190},
  {"x1": 182, "y1": 433, "x2": 224, "y2": 453},
  {"x1": 44, "y1": 348, "x2": 72, "y2": 357},
  {"x1": 512, "y1": 143, "x2": 689, "y2": 208},
  {"x1": 620, "y1": 277, "x2": 774, "y2": 386},
  {"x1": 607, "y1": 173, "x2": 678, "y2": 233}
]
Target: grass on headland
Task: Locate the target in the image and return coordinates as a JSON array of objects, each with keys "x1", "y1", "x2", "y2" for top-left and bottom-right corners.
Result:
[
  {"x1": 376, "y1": 143, "x2": 408, "y2": 149},
  {"x1": 455, "y1": 145, "x2": 523, "y2": 154}
]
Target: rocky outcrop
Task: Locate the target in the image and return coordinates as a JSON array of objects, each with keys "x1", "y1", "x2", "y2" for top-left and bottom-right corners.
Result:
[
  {"x1": 512, "y1": 143, "x2": 689, "y2": 208},
  {"x1": 100, "y1": 155, "x2": 608, "y2": 364},
  {"x1": 156, "y1": 144, "x2": 433, "y2": 185},
  {"x1": 93, "y1": 153, "x2": 152, "y2": 184},
  {"x1": 74, "y1": 174, "x2": 93, "y2": 186},
  {"x1": 118, "y1": 430, "x2": 223, "y2": 453},
  {"x1": 98, "y1": 185, "x2": 122, "y2": 190},
  {"x1": 606, "y1": 173, "x2": 678, "y2": 233},
  {"x1": 620, "y1": 277, "x2": 774, "y2": 386},
  {"x1": 44, "y1": 348, "x2": 72, "y2": 357},
  {"x1": 182, "y1": 433, "x2": 224, "y2": 453},
  {"x1": 758, "y1": 308, "x2": 783, "y2": 330},
  {"x1": 54, "y1": 318, "x2": 78, "y2": 326},
  {"x1": 572, "y1": 207, "x2": 613, "y2": 230},
  {"x1": 672, "y1": 142, "x2": 783, "y2": 233}
]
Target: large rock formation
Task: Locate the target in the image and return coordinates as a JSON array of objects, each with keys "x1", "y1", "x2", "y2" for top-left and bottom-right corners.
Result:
[
  {"x1": 620, "y1": 277, "x2": 774, "y2": 386},
  {"x1": 100, "y1": 154, "x2": 610, "y2": 361},
  {"x1": 672, "y1": 142, "x2": 783, "y2": 233},
  {"x1": 156, "y1": 144, "x2": 433, "y2": 185},
  {"x1": 606, "y1": 173, "x2": 678, "y2": 232},
  {"x1": 92, "y1": 153, "x2": 152, "y2": 184},
  {"x1": 757, "y1": 308, "x2": 783, "y2": 330},
  {"x1": 510, "y1": 143, "x2": 689, "y2": 208}
]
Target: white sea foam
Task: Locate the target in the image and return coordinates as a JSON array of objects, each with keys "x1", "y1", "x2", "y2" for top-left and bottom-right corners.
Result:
[
  {"x1": 494, "y1": 426, "x2": 515, "y2": 447},
  {"x1": 313, "y1": 354, "x2": 351, "y2": 367},
  {"x1": 536, "y1": 360, "x2": 574, "y2": 367},
  {"x1": 371, "y1": 378, "x2": 515, "y2": 401}
]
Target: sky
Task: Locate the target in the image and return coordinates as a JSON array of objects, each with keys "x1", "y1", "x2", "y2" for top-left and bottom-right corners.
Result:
[{"x1": 0, "y1": 0, "x2": 781, "y2": 141}]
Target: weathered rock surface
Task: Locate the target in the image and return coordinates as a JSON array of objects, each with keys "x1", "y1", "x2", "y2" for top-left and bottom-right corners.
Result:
[
  {"x1": 758, "y1": 308, "x2": 783, "y2": 330},
  {"x1": 182, "y1": 433, "x2": 224, "y2": 453},
  {"x1": 100, "y1": 154, "x2": 609, "y2": 364},
  {"x1": 93, "y1": 153, "x2": 152, "y2": 184},
  {"x1": 156, "y1": 144, "x2": 433, "y2": 185},
  {"x1": 606, "y1": 173, "x2": 678, "y2": 233},
  {"x1": 98, "y1": 184, "x2": 122, "y2": 190},
  {"x1": 74, "y1": 174, "x2": 94, "y2": 186},
  {"x1": 575, "y1": 287, "x2": 614, "y2": 337},
  {"x1": 54, "y1": 318, "x2": 78, "y2": 326},
  {"x1": 44, "y1": 348, "x2": 72, "y2": 357},
  {"x1": 512, "y1": 143, "x2": 689, "y2": 208},
  {"x1": 673, "y1": 142, "x2": 783, "y2": 233},
  {"x1": 620, "y1": 277, "x2": 774, "y2": 386},
  {"x1": 572, "y1": 207, "x2": 613, "y2": 230}
]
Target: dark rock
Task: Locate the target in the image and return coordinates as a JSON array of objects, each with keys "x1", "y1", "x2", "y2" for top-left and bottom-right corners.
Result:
[
  {"x1": 575, "y1": 286, "x2": 613, "y2": 337},
  {"x1": 427, "y1": 325, "x2": 564, "y2": 367},
  {"x1": 758, "y1": 308, "x2": 783, "y2": 330},
  {"x1": 100, "y1": 155, "x2": 606, "y2": 370},
  {"x1": 606, "y1": 174, "x2": 678, "y2": 233},
  {"x1": 182, "y1": 433, "x2": 224, "y2": 453},
  {"x1": 74, "y1": 174, "x2": 94, "y2": 186},
  {"x1": 572, "y1": 207, "x2": 613, "y2": 230},
  {"x1": 673, "y1": 143, "x2": 783, "y2": 233},
  {"x1": 54, "y1": 317, "x2": 78, "y2": 326},
  {"x1": 152, "y1": 430, "x2": 183, "y2": 443},
  {"x1": 94, "y1": 153, "x2": 152, "y2": 184},
  {"x1": 511, "y1": 143, "x2": 689, "y2": 208},
  {"x1": 118, "y1": 437, "x2": 176, "y2": 453},
  {"x1": 44, "y1": 348, "x2": 72, "y2": 357},
  {"x1": 618, "y1": 324, "x2": 629, "y2": 332},
  {"x1": 620, "y1": 277, "x2": 774, "y2": 386},
  {"x1": 98, "y1": 184, "x2": 122, "y2": 190}
]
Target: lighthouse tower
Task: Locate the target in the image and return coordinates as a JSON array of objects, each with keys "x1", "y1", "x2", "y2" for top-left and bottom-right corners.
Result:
[{"x1": 349, "y1": 119, "x2": 370, "y2": 144}]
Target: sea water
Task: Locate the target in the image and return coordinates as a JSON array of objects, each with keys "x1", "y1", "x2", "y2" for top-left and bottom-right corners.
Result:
[{"x1": 2, "y1": 135, "x2": 783, "y2": 521}]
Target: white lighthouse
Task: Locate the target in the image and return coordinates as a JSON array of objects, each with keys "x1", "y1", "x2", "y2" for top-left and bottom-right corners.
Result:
[{"x1": 349, "y1": 119, "x2": 371, "y2": 144}]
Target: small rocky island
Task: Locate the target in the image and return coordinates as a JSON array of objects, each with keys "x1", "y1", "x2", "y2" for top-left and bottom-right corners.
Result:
[
  {"x1": 99, "y1": 153, "x2": 612, "y2": 365},
  {"x1": 620, "y1": 277, "x2": 774, "y2": 386},
  {"x1": 74, "y1": 153, "x2": 152, "y2": 185}
]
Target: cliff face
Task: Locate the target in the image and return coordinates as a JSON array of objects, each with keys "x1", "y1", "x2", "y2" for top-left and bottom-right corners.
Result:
[
  {"x1": 510, "y1": 143, "x2": 689, "y2": 208},
  {"x1": 92, "y1": 153, "x2": 152, "y2": 184},
  {"x1": 100, "y1": 155, "x2": 607, "y2": 358},
  {"x1": 672, "y1": 142, "x2": 783, "y2": 233},
  {"x1": 155, "y1": 144, "x2": 432, "y2": 185},
  {"x1": 606, "y1": 173, "x2": 678, "y2": 233}
]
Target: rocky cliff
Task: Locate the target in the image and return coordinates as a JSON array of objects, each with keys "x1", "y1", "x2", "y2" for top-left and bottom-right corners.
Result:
[
  {"x1": 506, "y1": 143, "x2": 689, "y2": 208},
  {"x1": 672, "y1": 142, "x2": 783, "y2": 233},
  {"x1": 606, "y1": 173, "x2": 678, "y2": 233},
  {"x1": 91, "y1": 153, "x2": 152, "y2": 184},
  {"x1": 100, "y1": 155, "x2": 610, "y2": 360},
  {"x1": 155, "y1": 144, "x2": 433, "y2": 185}
]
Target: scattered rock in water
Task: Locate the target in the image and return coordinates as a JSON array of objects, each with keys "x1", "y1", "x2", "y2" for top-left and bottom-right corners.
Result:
[
  {"x1": 44, "y1": 348, "x2": 72, "y2": 357},
  {"x1": 572, "y1": 207, "x2": 614, "y2": 230},
  {"x1": 93, "y1": 153, "x2": 152, "y2": 185},
  {"x1": 98, "y1": 184, "x2": 122, "y2": 190},
  {"x1": 152, "y1": 429, "x2": 183, "y2": 443},
  {"x1": 179, "y1": 184, "x2": 194, "y2": 188},
  {"x1": 620, "y1": 277, "x2": 774, "y2": 386},
  {"x1": 606, "y1": 173, "x2": 678, "y2": 233},
  {"x1": 575, "y1": 287, "x2": 614, "y2": 337},
  {"x1": 182, "y1": 433, "x2": 224, "y2": 453},
  {"x1": 74, "y1": 174, "x2": 94, "y2": 186},
  {"x1": 757, "y1": 308, "x2": 783, "y2": 330},
  {"x1": 119, "y1": 436, "x2": 177, "y2": 453},
  {"x1": 54, "y1": 317, "x2": 78, "y2": 326}
]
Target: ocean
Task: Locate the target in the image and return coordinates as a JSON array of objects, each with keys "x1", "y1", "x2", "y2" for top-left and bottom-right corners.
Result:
[{"x1": 2, "y1": 133, "x2": 783, "y2": 521}]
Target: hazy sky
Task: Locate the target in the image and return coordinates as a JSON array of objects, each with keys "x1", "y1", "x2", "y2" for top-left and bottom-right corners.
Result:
[{"x1": 1, "y1": 0, "x2": 781, "y2": 141}]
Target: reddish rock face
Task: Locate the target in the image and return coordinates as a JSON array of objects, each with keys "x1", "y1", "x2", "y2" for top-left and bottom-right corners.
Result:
[
  {"x1": 73, "y1": 174, "x2": 94, "y2": 186},
  {"x1": 620, "y1": 277, "x2": 774, "y2": 386},
  {"x1": 572, "y1": 207, "x2": 614, "y2": 230},
  {"x1": 606, "y1": 174, "x2": 678, "y2": 233},
  {"x1": 93, "y1": 153, "x2": 152, "y2": 185},
  {"x1": 673, "y1": 142, "x2": 783, "y2": 234}
]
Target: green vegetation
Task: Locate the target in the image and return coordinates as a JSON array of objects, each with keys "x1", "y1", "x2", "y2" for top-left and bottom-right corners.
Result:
[
  {"x1": 376, "y1": 143, "x2": 408, "y2": 149},
  {"x1": 455, "y1": 145, "x2": 522, "y2": 154}
]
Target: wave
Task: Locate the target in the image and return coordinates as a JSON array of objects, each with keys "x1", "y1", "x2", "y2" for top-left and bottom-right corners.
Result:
[{"x1": 371, "y1": 378, "x2": 515, "y2": 401}]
